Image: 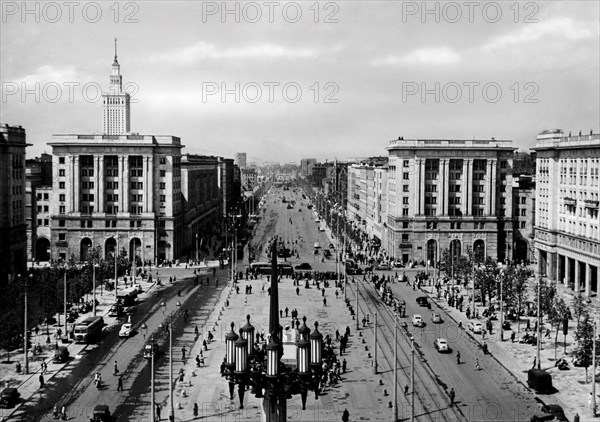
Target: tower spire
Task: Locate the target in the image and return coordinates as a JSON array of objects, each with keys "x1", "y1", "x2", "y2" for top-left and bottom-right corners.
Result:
[{"x1": 113, "y1": 38, "x2": 118, "y2": 65}]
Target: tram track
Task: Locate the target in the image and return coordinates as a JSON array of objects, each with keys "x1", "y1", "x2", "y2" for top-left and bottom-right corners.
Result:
[{"x1": 349, "y1": 277, "x2": 466, "y2": 422}]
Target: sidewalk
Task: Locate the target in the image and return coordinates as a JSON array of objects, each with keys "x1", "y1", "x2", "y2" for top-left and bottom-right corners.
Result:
[
  {"x1": 419, "y1": 277, "x2": 598, "y2": 421},
  {"x1": 0, "y1": 260, "x2": 223, "y2": 422}
]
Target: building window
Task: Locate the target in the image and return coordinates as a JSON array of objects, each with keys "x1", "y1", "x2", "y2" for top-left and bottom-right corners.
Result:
[
  {"x1": 59, "y1": 157, "x2": 65, "y2": 164},
  {"x1": 59, "y1": 205, "x2": 65, "y2": 214},
  {"x1": 37, "y1": 219, "x2": 42, "y2": 226},
  {"x1": 58, "y1": 233, "x2": 66, "y2": 241},
  {"x1": 402, "y1": 208, "x2": 409, "y2": 216},
  {"x1": 59, "y1": 219, "x2": 65, "y2": 227},
  {"x1": 160, "y1": 157, "x2": 166, "y2": 165},
  {"x1": 403, "y1": 172, "x2": 409, "y2": 180},
  {"x1": 160, "y1": 170, "x2": 166, "y2": 177},
  {"x1": 401, "y1": 234, "x2": 409, "y2": 242},
  {"x1": 160, "y1": 195, "x2": 166, "y2": 202},
  {"x1": 402, "y1": 197, "x2": 409, "y2": 205},
  {"x1": 59, "y1": 182, "x2": 65, "y2": 189},
  {"x1": 403, "y1": 160, "x2": 409, "y2": 168},
  {"x1": 37, "y1": 206, "x2": 42, "y2": 213},
  {"x1": 520, "y1": 221, "x2": 526, "y2": 229},
  {"x1": 59, "y1": 169, "x2": 65, "y2": 177},
  {"x1": 44, "y1": 205, "x2": 49, "y2": 212},
  {"x1": 159, "y1": 182, "x2": 166, "y2": 190},
  {"x1": 521, "y1": 209, "x2": 526, "y2": 216},
  {"x1": 402, "y1": 222, "x2": 409, "y2": 228}
]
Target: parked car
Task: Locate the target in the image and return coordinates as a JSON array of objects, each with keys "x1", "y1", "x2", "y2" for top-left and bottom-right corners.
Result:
[
  {"x1": 52, "y1": 346, "x2": 70, "y2": 363},
  {"x1": 294, "y1": 263, "x2": 312, "y2": 270},
  {"x1": 434, "y1": 338, "x2": 450, "y2": 353},
  {"x1": 314, "y1": 242, "x2": 321, "y2": 249},
  {"x1": 431, "y1": 313, "x2": 443, "y2": 324},
  {"x1": 108, "y1": 304, "x2": 123, "y2": 318},
  {"x1": 416, "y1": 297, "x2": 431, "y2": 309},
  {"x1": 119, "y1": 323, "x2": 133, "y2": 338},
  {"x1": 323, "y1": 250, "x2": 331, "y2": 258},
  {"x1": 0, "y1": 388, "x2": 20, "y2": 408},
  {"x1": 375, "y1": 263, "x2": 391, "y2": 271},
  {"x1": 468, "y1": 321, "x2": 483, "y2": 334},
  {"x1": 91, "y1": 404, "x2": 111, "y2": 422},
  {"x1": 529, "y1": 404, "x2": 567, "y2": 421},
  {"x1": 412, "y1": 314, "x2": 424, "y2": 327},
  {"x1": 527, "y1": 368, "x2": 553, "y2": 394}
]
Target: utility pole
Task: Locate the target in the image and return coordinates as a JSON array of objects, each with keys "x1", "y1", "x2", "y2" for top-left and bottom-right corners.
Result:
[
  {"x1": 411, "y1": 337, "x2": 415, "y2": 422},
  {"x1": 392, "y1": 317, "x2": 398, "y2": 422},
  {"x1": 536, "y1": 279, "x2": 541, "y2": 369},
  {"x1": 355, "y1": 281, "x2": 359, "y2": 331},
  {"x1": 592, "y1": 319, "x2": 597, "y2": 418},
  {"x1": 23, "y1": 274, "x2": 29, "y2": 374},
  {"x1": 373, "y1": 312, "x2": 378, "y2": 374}
]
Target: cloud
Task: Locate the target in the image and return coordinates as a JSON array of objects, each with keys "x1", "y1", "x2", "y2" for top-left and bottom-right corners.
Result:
[
  {"x1": 481, "y1": 18, "x2": 593, "y2": 51},
  {"x1": 371, "y1": 47, "x2": 461, "y2": 67},
  {"x1": 16, "y1": 65, "x2": 81, "y2": 84},
  {"x1": 150, "y1": 41, "x2": 317, "y2": 65}
]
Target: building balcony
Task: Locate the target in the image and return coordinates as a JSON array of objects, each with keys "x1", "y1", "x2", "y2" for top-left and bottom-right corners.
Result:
[
  {"x1": 563, "y1": 197, "x2": 576, "y2": 205},
  {"x1": 584, "y1": 200, "x2": 599, "y2": 209}
]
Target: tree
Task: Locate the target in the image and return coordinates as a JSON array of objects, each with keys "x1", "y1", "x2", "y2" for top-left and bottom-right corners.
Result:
[
  {"x1": 503, "y1": 265, "x2": 531, "y2": 334},
  {"x1": 474, "y1": 256, "x2": 499, "y2": 307},
  {"x1": 572, "y1": 309, "x2": 594, "y2": 381},
  {"x1": 548, "y1": 295, "x2": 569, "y2": 359}
]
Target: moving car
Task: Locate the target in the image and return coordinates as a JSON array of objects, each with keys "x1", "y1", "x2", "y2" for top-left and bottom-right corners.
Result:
[
  {"x1": 52, "y1": 346, "x2": 70, "y2": 363},
  {"x1": 91, "y1": 404, "x2": 111, "y2": 422},
  {"x1": 294, "y1": 263, "x2": 312, "y2": 270},
  {"x1": 143, "y1": 343, "x2": 160, "y2": 359},
  {"x1": 314, "y1": 242, "x2": 321, "y2": 249},
  {"x1": 375, "y1": 263, "x2": 391, "y2": 271},
  {"x1": 434, "y1": 338, "x2": 450, "y2": 353},
  {"x1": 0, "y1": 388, "x2": 20, "y2": 408},
  {"x1": 119, "y1": 323, "x2": 133, "y2": 338},
  {"x1": 467, "y1": 321, "x2": 483, "y2": 334},
  {"x1": 529, "y1": 404, "x2": 567, "y2": 421},
  {"x1": 431, "y1": 313, "x2": 443, "y2": 324},
  {"x1": 416, "y1": 297, "x2": 431, "y2": 309},
  {"x1": 527, "y1": 369, "x2": 553, "y2": 394},
  {"x1": 108, "y1": 304, "x2": 123, "y2": 318},
  {"x1": 323, "y1": 250, "x2": 331, "y2": 258},
  {"x1": 412, "y1": 314, "x2": 424, "y2": 327}
]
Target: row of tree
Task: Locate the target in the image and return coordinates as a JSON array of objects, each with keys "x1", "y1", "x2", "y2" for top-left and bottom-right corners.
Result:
[{"x1": 440, "y1": 247, "x2": 598, "y2": 380}]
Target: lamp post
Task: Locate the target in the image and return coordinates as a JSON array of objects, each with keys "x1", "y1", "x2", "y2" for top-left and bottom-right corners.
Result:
[
  {"x1": 92, "y1": 262, "x2": 99, "y2": 316},
  {"x1": 141, "y1": 323, "x2": 155, "y2": 422},
  {"x1": 22, "y1": 273, "x2": 33, "y2": 375},
  {"x1": 373, "y1": 312, "x2": 378, "y2": 375},
  {"x1": 498, "y1": 269, "x2": 504, "y2": 342},
  {"x1": 61, "y1": 265, "x2": 68, "y2": 341},
  {"x1": 160, "y1": 300, "x2": 182, "y2": 422},
  {"x1": 392, "y1": 317, "x2": 398, "y2": 422},
  {"x1": 592, "y1": 316, "x2": 597, "y2": 418},
  {"x1": 411, "y1": 336, "x2": 415, "y2": 422},
  {"x1": 221, "y1": 237, "x2": 324, "y2": 421}
]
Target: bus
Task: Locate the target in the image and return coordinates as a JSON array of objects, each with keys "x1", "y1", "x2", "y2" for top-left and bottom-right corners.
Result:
[
  {"x1": 250, "y1": 262, "x2": 294, "y2": 276},
  {"x1": 117, "y1": 288, "x2": 138, "y2": 307},
  {"x1": 74, "y1": 316, "x2": 104, "y2": 343}
]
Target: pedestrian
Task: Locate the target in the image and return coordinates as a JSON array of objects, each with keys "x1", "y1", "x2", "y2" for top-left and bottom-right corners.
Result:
[
  {"x1": 323, "y1": 297, "x2": 327, "y2": 307},
  {"x1": 53, "y1": 404, "x2": 59, "y2": 419},
  {"x1": 531, "y1": 357, "x2": 536, "y2": 369},
  {"x1": 449, "y1": 388, "x2": 455, "y2": 406},
  {"x1": 456, "y1": 350, "x2": 461, "y2": 364},
  {"x1": 573, "y1": 413, "x2": 580, "y2": 422},
  {"x1": 182, "y1": 347, "x2": 187, "y2": 361},
  {"x1": 511, "y1": 331, "x2": 516, "y2": 343},
  {"x1": 117, "y1": 375, "x2": 123, "y2": 391},
  {"x1": 203, "y1": 339, "x2": 208, "y2": 351},
  {"x1": 39, "y1": 373, "x2": 44, "y2": 388},
  {"x1": 193, "y1": 402, "x2": 199, "y2": 418},
  {"x1": 482, "y1": 329, "x2": 486, "y2": 340},
  {"x1": 280, "y1": 309, "x2": 283, "y2": 318},
  {"x1": 285, "y1": 307, "x2": 289, "y2": 317},
  {"x1": 322, "y1": 288, "x2": 325, "y2": 297},
  {"x1": 475, "y1": 359, "x2": 480, "y2": 371},
  {"x1": 156, "y1": 403, "x2": 162, "y2": 420},
  {"x1": 404, "y1": 385, "x2": 409, "y2": 395},
  {"x1": 114, "y1": 360, "x2": 119, "y2": 375},
  {"x1": 296, "y1": 286, "x2": 300, "y2": 296},
  {"x1": 342, "y1": 358, "x2": 347, "y2": 373},
  {"x1": 41, "y1": 361, "x2": 47, "y2": 373},
  {"x1": 341, "y1": 408, "x2": 349, "y2": 422},
  {"x1": 60, "y1": 405, "x2": 67, "y2": 420}
]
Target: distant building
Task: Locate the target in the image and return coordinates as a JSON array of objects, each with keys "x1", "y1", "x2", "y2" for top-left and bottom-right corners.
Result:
[
  {"x1": 181, "y1": 154, "x2": 222, "y2": 259},
  {"x1": 234, "y1": 152, "x2": 247, "y2": 169},
  {"x1": 512, "y1": 175, "x2": 535, "y2": 263},
  {"x1": 533, "y1": 129, "x2": 599, "y2": 297},
  {"x1": 241, "y1": 168, "x2": 258, "y2": 191},
  {"x1": 300, "y1": 158, "x2": 316, "y2": 177},
  {"x1": 102, "y1": 39, "x2": 130, "y2": 135},
  {"x1": 0, "y1": 124, "x2": 29, "y2": 283},
  {"x1": 384, "y1": 137, "x2": 515, "y2": 265},
  {"x1": 218, "y1": 158, "x2": 241, "y2": 216},
  {"x1": 25, "y1": 153, "x2": 53, "y2": 262},
  {"x1": 309, "y1": 162, "x2": 333, "y2": 188}
]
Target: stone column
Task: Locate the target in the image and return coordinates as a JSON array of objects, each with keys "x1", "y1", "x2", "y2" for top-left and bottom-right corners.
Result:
[
  {"x1": 418, "y1": 160, "x2": 425, "y2": 215},
  {"x1": 73, "y1": 156, "x2": 80, "y2": 212},
  {"x1": 146, "y1": 155, "x2": 154, "y2": 214},
  {"x1": 142, "y1": 156, "x2": 148, "y2": 213},
  {"x1": 564, "y1": 256, "x2": 570, "y2": 287},
  {"x1": 462, "y1": 159, "x2": 470, "y2": 216},
  {"x1": 585, "y1": 263, "x2": 592, "y2": 297},
  {"x1": 557, "y1": 254, "x2": 563, "y2": 284},
  {"x1": 123, "y1": 156, "x2": 129, "y2": 213},
  {"x1": 490, "y1": 160, "x2": 497, "y2": 215},
  {"x1": 118, "y1": 156, "x2": 125, "y2": 212},
  {"x1": 443, "y1": 159, "x2": 450, "y2": 215},
  {"x1": 548, "y1": 252, "x2": 557, "y2": 283},
  {"x1": 574, "y1": 260, "x2": 580, "y2": 293},
  {"x1": 97, "y1": 155, "x2": 104, "y2": 213},
  {"x1": 484, "y1": 160, "x2": 492, "y2": 216}
]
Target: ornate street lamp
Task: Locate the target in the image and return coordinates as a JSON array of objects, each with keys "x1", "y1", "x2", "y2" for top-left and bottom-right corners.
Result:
[{"x1": 221, "y1": 237, "x2": 324, "y2": 421}]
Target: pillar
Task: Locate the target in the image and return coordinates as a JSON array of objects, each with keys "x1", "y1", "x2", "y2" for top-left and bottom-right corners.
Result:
[
  {"x1": 585, "y1": 263, "x2": 592, "y2": 297},
  {"x1": 464, "y1": 159, "x2": 472, "y2": 216},
  {"x1": 418, "y1": 159, "x2": 425, "y2": 215},
  {"x1": 73, "y1": 155, "x2": 80, "y2": 212},
  {"x1": 557, "y1": 255, "x2": 563, "y2": 284},
  {"x1": 548, "y1": 252, "x2": 557, "y2": 283},
  {"x1": 574, "y1": 260, "x2": 580, "y2": 293},
  {"x1": 146, "y1": 155, "x2": 154, "y2": 213},
  {"x1": 97, "y1": 155, "x2": 104, "y2": 214},
  {"x1": 443, "y1": 159, "x2": 450, "y2": 216},
  {"x1": 118, "y1": 155, "x2": 125, "y2": 212},
  {"x1": 564, "y1": 256, "x2": 570, "y2": 287},
  {"x1": 490, "y1": 160, "x2": 497, "y2": 215},
  {"x1": 123, "y1": 156, "x2": 129, "y2": 213},
  {"x1": 485, "y1": 160, "x2": 492, "y2": 216}
]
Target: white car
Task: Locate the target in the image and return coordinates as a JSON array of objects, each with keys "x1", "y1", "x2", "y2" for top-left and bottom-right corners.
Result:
[
  {"x1": 314, "y1": 242, "x2": 321, "y2": 249},
  {"x1": 119, "y1": 323, "x2": 133, "y2": 338},
  {"x1": 467, "y1": 321, "x2": 483, "y2": 334},
  {"x1": 434, "y1": 338, "x2": 450, "y2": 353},
  {"x1": 412, "y1": 314, "x2": 424, "y2": 327}
]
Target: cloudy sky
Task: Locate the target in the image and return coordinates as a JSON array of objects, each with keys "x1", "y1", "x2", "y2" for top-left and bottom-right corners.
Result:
[{"x1": 1, "y1": 1, "x2": 598, "y2": 165}]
